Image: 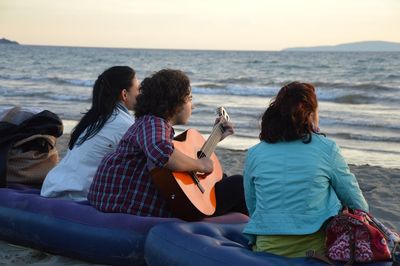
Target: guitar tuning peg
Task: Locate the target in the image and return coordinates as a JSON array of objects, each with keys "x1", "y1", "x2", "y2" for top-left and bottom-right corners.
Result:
[{"x1": 216, "y1": 107, "x2": 230, "y2": 122}]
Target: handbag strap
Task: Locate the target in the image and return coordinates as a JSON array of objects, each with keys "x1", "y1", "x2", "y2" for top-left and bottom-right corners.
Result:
[
  {"x1": 393, "y1": 242, "x2": 400, "y2": 265},
  {"x1": 306, "y1": 250, "x2": 335, "y2": 265},
  {"x1": 1, "y1": 106, "x2": 22, "y2": 123},
  {"x1": 345, "y1": 230, "x2": 356, "y2": 266},
  {"x1": 0, "y1": 141, "x2": 14, "y2": 187}
]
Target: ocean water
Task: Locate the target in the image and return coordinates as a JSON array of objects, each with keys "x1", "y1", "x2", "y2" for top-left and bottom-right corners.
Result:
[{"x1": 1, "y1": 44, "x2": 399, "y2": 168}]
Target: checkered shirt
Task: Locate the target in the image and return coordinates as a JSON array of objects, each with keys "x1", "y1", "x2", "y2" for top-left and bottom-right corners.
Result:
[{"x1": 88, "y1": 115, "x2": 174, "y2": 217}]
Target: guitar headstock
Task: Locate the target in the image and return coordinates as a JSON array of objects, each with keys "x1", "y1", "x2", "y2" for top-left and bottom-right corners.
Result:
[{"x1": 216, "y1": 107, "x2": 230, "y2": 122}]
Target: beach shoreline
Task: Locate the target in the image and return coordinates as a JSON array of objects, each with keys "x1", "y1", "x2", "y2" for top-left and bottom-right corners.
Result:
[{"x1": 0, "y1": 133, "x2": 399, "y2": 265}]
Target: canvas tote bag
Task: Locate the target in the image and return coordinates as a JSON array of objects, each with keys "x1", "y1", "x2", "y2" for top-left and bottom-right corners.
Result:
[{"x1": 0, "y1": 106, "x2": 63, "y2": 187}]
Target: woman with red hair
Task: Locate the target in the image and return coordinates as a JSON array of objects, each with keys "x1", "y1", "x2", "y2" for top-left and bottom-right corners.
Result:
[{"x1": 243, "y1": 82, "x2": 368, "y2": 257}]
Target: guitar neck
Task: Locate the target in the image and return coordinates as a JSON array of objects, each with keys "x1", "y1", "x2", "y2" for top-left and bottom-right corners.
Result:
[{"x1": 199, "y1": 123, "x2": 224, "y2": 158}]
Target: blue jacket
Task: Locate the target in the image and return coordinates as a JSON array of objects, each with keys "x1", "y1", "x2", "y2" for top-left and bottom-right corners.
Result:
[{"x1": 243, "y1": 133, "x2": 368, "y2": 241}]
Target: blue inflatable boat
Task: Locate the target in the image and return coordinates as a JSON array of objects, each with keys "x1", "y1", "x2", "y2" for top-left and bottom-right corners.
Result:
[
  {"x1": 1, "y1": 186, "x2": 394, "y2": 265},
  {"x1": 144, "y1": 222, "x2": 394, "y2": 266},
  {"x1": 0, "y1": 185, "x2": 248, "y2": 265}
]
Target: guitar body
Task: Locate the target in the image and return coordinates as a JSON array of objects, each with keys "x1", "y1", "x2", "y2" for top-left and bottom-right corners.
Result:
[{"x1": 151, "y1": 129, "x2": 223, "y2": 221}]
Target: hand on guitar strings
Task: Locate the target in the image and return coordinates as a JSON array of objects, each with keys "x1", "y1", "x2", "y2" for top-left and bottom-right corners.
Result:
[
  {"x1": 215, "y1": 117, "x2": 235, "y2": 141},
  {"x1": 196, "y1": 157, "x2": 214, "y2": 178}
]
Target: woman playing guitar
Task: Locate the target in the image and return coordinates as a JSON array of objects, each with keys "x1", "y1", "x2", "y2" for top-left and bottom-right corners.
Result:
[{"x1": 88, "y1": 69, "x2": 247, "y2": 220}]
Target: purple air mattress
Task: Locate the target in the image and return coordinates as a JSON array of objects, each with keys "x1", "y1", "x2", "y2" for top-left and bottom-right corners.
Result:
[
  {"x1": 0, "y1": 186, "x2": 248, "y2": 265},
  {"x1": 144, "y1": 222, "x2": 394, "y2": 266}
]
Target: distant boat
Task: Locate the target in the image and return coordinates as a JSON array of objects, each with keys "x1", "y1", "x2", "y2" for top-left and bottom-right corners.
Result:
[
  {"x1": 0, "y1": 38, "x2": 19, "y2": 45},
  {"x1": 282, "y1": 41, "x2": 400, "y2": 52}
]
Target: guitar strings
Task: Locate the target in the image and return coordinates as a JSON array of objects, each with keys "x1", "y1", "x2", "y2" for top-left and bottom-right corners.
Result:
[
  {"x1": 202, "y1": 123, "x2": 224, "y2": 157},
  {"x1": 201, "y1": 126, "x2": 217, "y2": 157},
  {"x1": 202, "y1": 108, "x2": 228, "y2": 157},
  {"x1": 205, "y1": 124, "x2": 222, "y2": 155},
  {"x1": 202, "y1": 126, "x2": 218, "y2": 157}
]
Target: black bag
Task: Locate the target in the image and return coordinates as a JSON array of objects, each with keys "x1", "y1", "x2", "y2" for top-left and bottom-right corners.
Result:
[{"x1": 0, "y1": 107, "x2": 63, "y2": 187}]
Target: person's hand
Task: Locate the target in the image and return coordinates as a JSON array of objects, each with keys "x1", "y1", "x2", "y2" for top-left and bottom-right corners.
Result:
[
  {"x1": 197, "y1": 157, "x2": 214, "y2": 177},
  {"x1": 215, "y1": 117, "x2": 234, "y2": 141}
]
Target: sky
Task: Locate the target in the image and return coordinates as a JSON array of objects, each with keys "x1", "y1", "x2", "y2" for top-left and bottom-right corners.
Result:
[{"x1": 1, "y1": 0, "x2": 399, "y2": 51}]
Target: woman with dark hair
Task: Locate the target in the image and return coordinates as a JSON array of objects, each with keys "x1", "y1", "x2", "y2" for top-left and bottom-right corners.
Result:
[
  {"x1": 88, "y1": 69, "x2": 247, "y2": 218},
  {"x1": 243, "y1": 82, "x2": 368, "y2": 257},
  {"x1": 41, "y1": 66, "x2": 139, "y2": 201}
]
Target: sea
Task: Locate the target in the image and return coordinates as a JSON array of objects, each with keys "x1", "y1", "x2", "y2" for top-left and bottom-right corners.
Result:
[{"x1": 1, "y1": 44, "x2": 399, "y2": 168}]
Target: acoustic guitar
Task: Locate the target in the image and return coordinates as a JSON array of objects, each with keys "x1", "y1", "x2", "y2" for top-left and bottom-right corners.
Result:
[{"x1": 150, "y1": 107, "x2": 230, "y2": 221}]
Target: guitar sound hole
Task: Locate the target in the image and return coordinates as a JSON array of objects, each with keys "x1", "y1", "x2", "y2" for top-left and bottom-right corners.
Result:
[{"x1": 197, "y1": 151, "x2": 206, "y2": 159}]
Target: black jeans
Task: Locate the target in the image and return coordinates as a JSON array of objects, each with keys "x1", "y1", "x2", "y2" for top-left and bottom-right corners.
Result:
[{"x1": 214, "y1": 174, "x2": 248, "y2": 216}]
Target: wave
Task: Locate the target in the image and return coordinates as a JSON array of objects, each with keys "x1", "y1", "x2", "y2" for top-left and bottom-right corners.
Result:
[
  {"x1": 47, "y1": 77, "x2": 93, "y2": 87},
  {"x1": 316, "y1": 64, "x2": 331, "y2": 69},
  {"x1": 0, "y1": 87, "x2": 90, "y2": 102},
  {"x1": 2, "y1": 72, "x2": 396, "y2": 93},
  {"x1": 192, "y1": 82, "x2": 228, "y2": 89},
  {"x1": 322, "y1": 119, "x2": 400, "y2": 131},
  {"x1": 0, "y1": 74, "x2": 31, "y2": 81},
  {"x1": 247, "y1": 60, "x2": 263, "y2": 64},
  {"x1": 216, "y1": 76, "x2": 255, "y2": 84},
  {"x1": 45, "y1": 94, "x2": 90, "y2": 102},
  {"x1": 192, "y1": 85, "x2": 398, "y2": 105},
  {"x1": 192, "y1": 85, "x2": 278, "y2": 97},
  {"x1": 278, "y1": 64, "x2": 311, "y2": 70},
  {"x1": 313, "y1": 82, "x2": 398, "y2": 91},
  {"x1": 185, "y1": 124, "x2": 400, "y2": 144},
  {"x1": 1, "y1": 84, "x2": 396, "y2": 106},
  {"x1": 0, "y1": 74, "x2": 93, "y2": 87},
  {"x1": 0, "y1": 89, "x2": 48, "y2": 98},
  {"x1": 189, "y1": 116, "x2": 400, "y2": 143},
  {"x1": 338, "y1": 145, "x2": 400, "y2": 156},
  {"x1": 326, "y1": 94, "x2": 376, "y2": 104},
  {"x1": 331, "y1": 94, "x2": 398, "y2": 104},
  {"x1": 329, "y1": 132, "x2": 400, "y2": 143},
  {"x1": 386, "y1": 74, "x2": 400, "y2": 79}
]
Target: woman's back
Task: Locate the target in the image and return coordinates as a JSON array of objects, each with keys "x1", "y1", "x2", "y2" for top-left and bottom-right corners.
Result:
[
  {"x1": 243, "y1": 82, "x2": 368, "y2": 258},
  {"x1": 40, "y1": 66, "x2": 138, "y2": 201},
  {"x1": 41, "y1": 108, "x2": 134, "y2": 200},
  {"x1": 244, "y1": 134, "x2": 341, "y2": 234}
]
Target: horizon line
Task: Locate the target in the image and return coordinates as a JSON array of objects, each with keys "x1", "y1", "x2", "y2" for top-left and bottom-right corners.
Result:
[{"x1": 2, "y1": 38, "x2": 400, "y2": 52}]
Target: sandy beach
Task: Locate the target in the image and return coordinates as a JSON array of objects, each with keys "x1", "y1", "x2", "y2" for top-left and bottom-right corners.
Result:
[{"x1": 1, "y1": 133, "x2": 399, "y2": 265}]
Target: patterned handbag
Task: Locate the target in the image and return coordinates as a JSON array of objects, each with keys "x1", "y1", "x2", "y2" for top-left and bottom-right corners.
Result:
[{"x1": 326, "y1": 208, "x2": 399, "y2": 264}]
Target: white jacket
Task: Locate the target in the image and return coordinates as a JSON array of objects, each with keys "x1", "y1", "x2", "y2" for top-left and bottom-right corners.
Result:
[{"x1": 40, "y1": 104, "x2": 134, "y2": 201}]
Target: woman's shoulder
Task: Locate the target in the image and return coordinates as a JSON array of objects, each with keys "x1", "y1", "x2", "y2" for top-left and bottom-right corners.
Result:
[
  {"x1": 112, "y1": 108, "x2": 135, "y2": 124},
  {"x1": 247, "y1": 134, "x2": 338, "y2": 155},
  {"x1": 312, "y1": 133, "x2": 337, "y2": 149},
  {"x1": 247, "y1": 134, "x2": 338, "y2": 148},
  {"x1": 310, "y1": 133, "x2": 342, "y2": 159},
  {"x1": 246, "y1": 141, "x2": 270, "y2": 158},
  {"x1": 97, "y1": 109, "x2": 134, "y2": 136},
  {"x1": 247, "y1": 141, "x2": 264, "y2": 152}
]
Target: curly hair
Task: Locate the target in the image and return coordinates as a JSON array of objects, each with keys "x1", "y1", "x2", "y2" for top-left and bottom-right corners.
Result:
[
  {"x1": 260, "y1": 81, "x2": 319, "y2": 143},
  {"x1": 134, "y1": 69, "x2": 191, "y2": 119}
]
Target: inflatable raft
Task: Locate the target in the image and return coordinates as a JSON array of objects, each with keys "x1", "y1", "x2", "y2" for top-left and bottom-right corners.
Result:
[
  {"x1": 144, "y1": 222, "x2": 394, "y2": 266},
  {"x1": 1, "y1": 186, "x2": 393, "y2": 265},
  {"x1": 0, "y1": 185, "x2": 248, "y2": 265}
]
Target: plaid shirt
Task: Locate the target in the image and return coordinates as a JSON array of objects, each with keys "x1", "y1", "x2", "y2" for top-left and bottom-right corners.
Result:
[{"x1": 88, "y1": 115, "x2": 174, "y2": 217}]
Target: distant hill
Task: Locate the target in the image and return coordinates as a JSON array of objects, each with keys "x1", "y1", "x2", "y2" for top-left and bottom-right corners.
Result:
[
  {"x1": 0, "y1": 38, "x2": 19, "y2": 45},
  {"x1": 283, "y1": 41, "x2": 400, "y2": 52}
]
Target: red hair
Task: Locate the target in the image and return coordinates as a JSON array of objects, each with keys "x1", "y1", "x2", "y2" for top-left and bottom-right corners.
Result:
[{"x1": 260, "y1": 82, "x2": 318, "y2": 143}]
